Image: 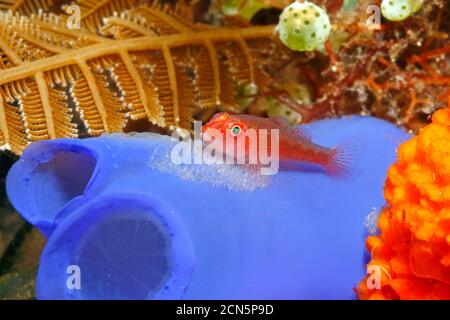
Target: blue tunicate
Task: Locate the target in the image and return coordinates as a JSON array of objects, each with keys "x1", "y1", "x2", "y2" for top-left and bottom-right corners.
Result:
[{"x1": 6, "y1": 116, "x2": 410, "y2": 299}]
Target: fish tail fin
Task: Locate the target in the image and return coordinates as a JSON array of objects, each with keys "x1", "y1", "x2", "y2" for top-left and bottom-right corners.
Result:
[{"x1": 325, "y1": 136, "x2": 366, "y2": 178}]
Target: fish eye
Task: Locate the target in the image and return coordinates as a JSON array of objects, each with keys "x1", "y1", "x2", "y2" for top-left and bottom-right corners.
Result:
[{"x1": 230, "y1": 125, "x2": 241, "y2": 136}]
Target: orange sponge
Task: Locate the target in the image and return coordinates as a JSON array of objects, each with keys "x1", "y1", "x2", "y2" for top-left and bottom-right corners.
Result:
[{"x1": 359, "y1": 108, "x2": 450, "y2": 300}]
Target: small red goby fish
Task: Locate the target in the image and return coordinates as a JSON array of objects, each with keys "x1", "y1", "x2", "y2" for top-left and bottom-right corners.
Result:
[{"x1": 201, "y1": 112, "x2": 361, "y2": 177}]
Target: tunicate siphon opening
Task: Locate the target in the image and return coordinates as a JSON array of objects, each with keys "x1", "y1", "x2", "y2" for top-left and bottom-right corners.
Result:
[
  {"x1": 36, "y1": 195, "x2": 195, "y2": 300},
  {"x1": 6, "y1": 145, "x2": 97, "y2": 236},
  {"x1": 75, "y1": 211, "x2": 173, "y2": 299},
  {"x1": 33, "y1": 150, "x2": 96, "y2": 216}
]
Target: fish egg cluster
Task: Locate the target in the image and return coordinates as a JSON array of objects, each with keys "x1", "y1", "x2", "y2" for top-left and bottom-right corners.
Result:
[
  {"x1": 277, "y1": 1, "x2": 331, "y2": 52},
  {"x1": 381, "y1": 0, "x2": 423, "y2": 22}
]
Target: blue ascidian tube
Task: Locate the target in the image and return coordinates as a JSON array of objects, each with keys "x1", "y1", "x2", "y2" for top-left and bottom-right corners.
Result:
[{"x1": 6, "y1": 116, "x2": 410, "y2": 300}]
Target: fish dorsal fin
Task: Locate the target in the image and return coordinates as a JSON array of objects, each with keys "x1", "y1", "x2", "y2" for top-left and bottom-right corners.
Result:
[
  {"x1": 269, "y1": 117, "x2": 289, "y2": 127},
  {"x1": 287, "y1": 127, "x2": 312, "y2": 141},
  {"x1": 268, "y1": 117, "x2": 311, "y2": 141}
]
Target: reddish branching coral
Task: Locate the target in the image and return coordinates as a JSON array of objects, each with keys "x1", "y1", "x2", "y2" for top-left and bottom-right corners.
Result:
[
  {"x1": 358, "y1": 106, "x2": 450, "y2": 300},
  {"x1": 251, "y1": 0, "x2": 450, "y2": 131}
]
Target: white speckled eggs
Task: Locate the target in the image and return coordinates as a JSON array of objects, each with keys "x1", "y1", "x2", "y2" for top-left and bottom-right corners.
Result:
[
  {"x1": 381, "y1": 0, "x2": 423, "y2": 21},
  {"x1": 277, "y1": 1, "x2": 331, "y2": 52}
]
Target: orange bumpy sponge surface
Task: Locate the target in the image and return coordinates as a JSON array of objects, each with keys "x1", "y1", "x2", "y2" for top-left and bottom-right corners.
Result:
[{"x1": 359, "y1": 108, "x2": 450, "y2": 300}]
